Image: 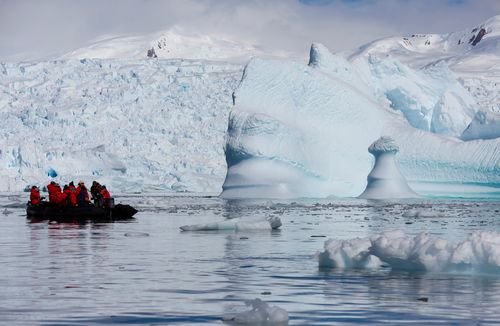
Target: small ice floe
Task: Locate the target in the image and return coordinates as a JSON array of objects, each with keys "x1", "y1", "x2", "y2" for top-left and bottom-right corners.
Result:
[
  {"x1": 124, "y1": 232, "x2": 150, "y2": 237},
  {"x1": 402, "y1": 208, "x2": 444, "y2": 218},
  {"x1": 222, "y1": 298, "x2": 288, "y2": 325},
  {"x1": 317, "y1": 230, "x2": 500, "y2": 274},
  {"x1": 180, "y1": 216, "x2": 282, "y2": 231},
  {"x1": 358, "y1": 136, "x2": 419, "y2": 199}
]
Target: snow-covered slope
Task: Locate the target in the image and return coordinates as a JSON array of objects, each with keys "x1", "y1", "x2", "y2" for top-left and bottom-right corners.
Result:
[
  {"x1": 462, "y1": 110, "x2": 500, "y2": 141},
  {"x1": 312, "y1": 43, "x2": 477, "y2": 137},
  {"x1": 61, "y1": 27, "x2": 286, "y2": 63},
  {"x1": 350, "y1": 15, "x2": 500, "y2": 71},
  {"x1": 349, "y1": 15, "x2": 500, "y2": 139},
  {"x1": 0, "y1": 59, "x2": 241, "y2": 192}
]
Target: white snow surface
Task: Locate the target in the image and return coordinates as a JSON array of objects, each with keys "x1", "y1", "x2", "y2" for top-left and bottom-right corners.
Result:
[
  {"x1": 317, "y1": 230, "x2": 500, "y2": 274},
  {"x1": 61, "y1": 27, "x2": 292, "y2": 64},
  {"x1": 461, "y1": 110, "x2": 500, "y2": 141},
  {"x1": 0, "y1": 58, "x2": 241, "y2": 192},
  {"x1": 348, "y1": 15, "x2": 500, "y2": 132},
  {"x1": 367, "y1": 136, "x2": 399, "y2": 154},
  {"x1": 358, "y1": 137, "x2": 418, "y2": 199}
]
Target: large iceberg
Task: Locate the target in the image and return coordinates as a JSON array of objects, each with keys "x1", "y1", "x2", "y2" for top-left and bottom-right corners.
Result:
[{"x1": 221, "y1": 44, "x2": 500, "y2": 198}]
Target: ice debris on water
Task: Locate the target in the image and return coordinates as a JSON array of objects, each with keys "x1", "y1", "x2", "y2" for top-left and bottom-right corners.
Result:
[{"x1": 222, "y1": 298, "x2": 288, "y2": 325}]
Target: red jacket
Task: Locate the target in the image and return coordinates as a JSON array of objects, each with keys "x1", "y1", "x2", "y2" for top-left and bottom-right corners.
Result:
[
  {"x1": 69, "y1": 186, "x2": 78, "y2": 206},
  {"x1": 47, "y1": 183, "x2": 64, "y2": 204},
  {"x1": 100, "y1": 188, "x2": 111, "y2": 207},
  {"x1": 100, "y1": 189, "x2": 110, "y2": 199},
  {"x1": 76, "y1": 185, "x2": 90, "y2": 204},
  {"x1": 63, "y1": 188, "x2": 77, "y2": 206},
  {"x1": 30, "y1": 188, "x2": 41, "y2": 205}
]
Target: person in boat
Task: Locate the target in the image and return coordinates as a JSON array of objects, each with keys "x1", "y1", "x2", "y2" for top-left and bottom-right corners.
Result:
[
  {"x1": 69, "y1": 181, "x2": 76, "y2": 192},
  {"x1": 62, "y1": 185, "x2": 70, "y2": 204},
  {"x1": 30, "y1": 186, "x2": 41, "y2": 205},
  {"x1": 100, "y1": 185, "x2": 111, "y2": 208},
  {"x1": 63, "y1": 184, "x2": 77, "y2": 207},
  {"x1": 68, "y1": 181, "x2": 78, "y2": 206},
  {"x1": 76, "y1": 181, "x2": 90, "y2": 206},
  {"x1": 47, "y1": 181, "x2": 64, "y2": 205},
  {"x1": 90, "y1": 181, "x2": 103, "y2": 207}
]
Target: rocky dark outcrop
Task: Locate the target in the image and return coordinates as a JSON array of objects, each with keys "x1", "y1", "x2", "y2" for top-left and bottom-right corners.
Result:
[
  {"x1": 469, "y1": 28, "x2": 486, "y2": 46},
  {"x1": 147, "y1": 47, "x2": 157, "y2": 58}
]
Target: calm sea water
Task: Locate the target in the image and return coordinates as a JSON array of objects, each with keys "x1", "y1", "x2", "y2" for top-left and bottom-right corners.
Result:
[{"x1": 1, "y1": 193, "x2": 499, "y2": 325}]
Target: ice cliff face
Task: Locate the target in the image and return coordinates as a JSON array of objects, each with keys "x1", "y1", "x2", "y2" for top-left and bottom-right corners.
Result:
[
  {"x1": 0, "y1": 59, "x2": 241, "y2": 192},
  {"x1": 221, "y1": 44, "x2": 500, "y2": 198}
]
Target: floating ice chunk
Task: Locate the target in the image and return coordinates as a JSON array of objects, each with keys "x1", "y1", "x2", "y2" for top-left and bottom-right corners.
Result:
[
  {"x1": 461, "y1": 110, "x2": 500, "y2": 141},
  {"x1": 318, "y1": 230, "x2": 500, "y2": 274},
  {"x1": 358, "y1": 137, "x2": 419, "y2": 199},
  {"x1": 180, "y1": 216, "x2": 281, "y2": 231},
  {"x1": 222, "y1": 298, "x2": 288, "y2": 325},
  {"x1": 316, "y1": 237, "x2": 383, "y2": 269}
]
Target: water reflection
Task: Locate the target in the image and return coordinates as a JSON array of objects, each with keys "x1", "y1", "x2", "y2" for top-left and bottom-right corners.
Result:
[
  {"x1": 1, "y1": 196, "x2": 500, "y2": 325},
  {"x1": 316, "y1": 269, "x2": 500, "y2": 324}
]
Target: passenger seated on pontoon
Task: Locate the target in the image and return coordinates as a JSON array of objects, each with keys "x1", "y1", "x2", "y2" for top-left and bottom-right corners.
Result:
[
  {"x1": 30, "y1": 186, "x2": 41, "y2": 205},
  {"x1": 100, "y1": 185, "x2": 111, "y2": 208},
  {"x1": 76, "y1": 181, "x2": 90, "y2": 206},
  {"x1": 47, "y1": 181, "x2": 64, "y2": 205}
]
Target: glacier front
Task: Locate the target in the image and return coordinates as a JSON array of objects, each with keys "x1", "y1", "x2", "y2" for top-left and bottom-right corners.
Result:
[
  {"x1": 0, "y1": 58, "x2": 241, "y2": 192},
  {"x1": 221, "y1": 45, "x2": 500, "y2": 199}
]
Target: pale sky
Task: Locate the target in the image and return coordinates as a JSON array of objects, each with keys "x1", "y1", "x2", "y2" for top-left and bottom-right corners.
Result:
[{"x1": 0, "y1": 0, "x2": 498, "y2": 61}]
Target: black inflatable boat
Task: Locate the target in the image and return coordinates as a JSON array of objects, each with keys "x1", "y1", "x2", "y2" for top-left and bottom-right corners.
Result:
[{"x1": 26, "y1": 200, "x2": 138, "y2": 223}]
